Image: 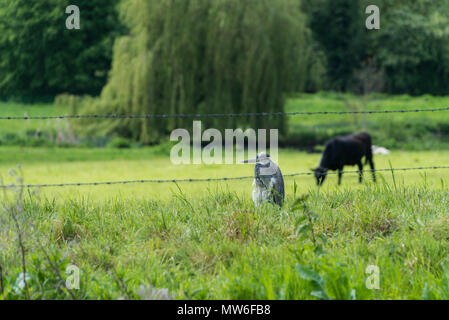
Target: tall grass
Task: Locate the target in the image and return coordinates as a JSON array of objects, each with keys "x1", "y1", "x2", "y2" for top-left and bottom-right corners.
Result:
[{"x1": 1, "y1": 178, "x2": 449, "y2": 299}]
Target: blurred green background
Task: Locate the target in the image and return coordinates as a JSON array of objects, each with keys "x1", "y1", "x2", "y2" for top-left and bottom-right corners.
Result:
[{"x1": 1, "y1": 0, "x2": 449, "y2": 149}]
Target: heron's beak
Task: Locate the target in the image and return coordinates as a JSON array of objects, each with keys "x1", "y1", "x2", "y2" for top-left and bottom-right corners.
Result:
[{"x1": 242, "y1": 158, "x2": 258, "y2": 164}]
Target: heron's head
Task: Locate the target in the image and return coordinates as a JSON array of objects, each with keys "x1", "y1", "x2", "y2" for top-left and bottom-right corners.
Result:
[
  {"x1": 312, "y1": 167, "x2": 327, "y2": 186},
  {"x1": 242, "y1": 152, "x2": 271, "y2": 165}
]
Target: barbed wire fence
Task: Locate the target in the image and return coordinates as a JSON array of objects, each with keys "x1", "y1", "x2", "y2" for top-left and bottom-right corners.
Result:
[
  {"x1": 0, "y1": 166, "x2": 449, "y2": 190},
  {"x1": 1, "y1": 106, "x2": 449, "y2": 120},
  {"x1": 1, "y1": 107, "x2": 449, "y2": 189}
]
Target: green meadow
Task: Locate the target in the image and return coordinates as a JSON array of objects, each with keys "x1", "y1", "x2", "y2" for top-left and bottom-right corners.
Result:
[
  {"x1": 1, "y1": 94, "x2": 449, "y2": 300},
  {"x1": 3, "y1": 0, "x2": 449, "y2": 301},
  {"x1": 0, "y1": 147, "x2": 447, "y2": 201},
  {"x1": 1, "y1": 147, "x2": 449, "y2": 299}
]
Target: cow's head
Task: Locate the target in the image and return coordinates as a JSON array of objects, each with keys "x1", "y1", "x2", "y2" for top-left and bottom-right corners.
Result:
[{"x1": 312, "y1": 167, "x2": 327, "y2": 186}]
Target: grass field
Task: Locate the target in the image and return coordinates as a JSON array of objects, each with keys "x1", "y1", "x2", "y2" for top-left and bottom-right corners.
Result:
[
  {"x1": 1, "y1": 147, "x2": 449, "y2": 299},
  {"x1": 0, "y1": 147, "x2": 447, "y2": 201},
  {"x1": 285, "y1": 93, "x2": 449, "y2": 150},
  {"x1": 0, "y1": 102, "x2": 65, "y2": 132},
  {"x1": 2, "y1": 92, "x2": 449, "y2": 149},
  {"x1": 1, "y1": 93, "x2": 449, "y2": 300}
]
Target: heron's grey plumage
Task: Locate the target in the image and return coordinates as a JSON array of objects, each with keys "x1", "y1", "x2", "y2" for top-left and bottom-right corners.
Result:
[{"x1": 244, "y1": 152, "x2": 285, "y2": 207}]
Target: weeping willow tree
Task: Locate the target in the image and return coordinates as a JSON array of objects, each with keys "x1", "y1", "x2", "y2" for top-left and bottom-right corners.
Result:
[{"x1": 80, "y1": 0, "x2": 324, "y2": 144}]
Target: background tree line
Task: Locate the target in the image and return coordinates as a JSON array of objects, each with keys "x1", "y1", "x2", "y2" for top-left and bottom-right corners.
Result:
[
  {"x1": 0, "y1": 0, "x2": 124, "y2": 101},
  {"x1": 1, "y1": 0, "x2": 449, "y2": 143}
]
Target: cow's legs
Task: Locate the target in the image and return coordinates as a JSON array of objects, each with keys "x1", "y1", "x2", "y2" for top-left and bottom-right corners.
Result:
[
  {"x1": 338, "y1": 167, "x2": 343, "y2": 185},
  {"x1": 368, "y1": 157, "x2": 376, "y2": 182},
  {"x1": 357, "y1": 161, "x2": 363, "y2": 183}
]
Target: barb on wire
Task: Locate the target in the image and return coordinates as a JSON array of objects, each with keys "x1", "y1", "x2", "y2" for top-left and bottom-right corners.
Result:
[
  {"x1": 1, "y1": 106, "x2": 449, "y2": 120},
  {"x1": 1, "y1": 166, "x2": 448, "y2": 189}
]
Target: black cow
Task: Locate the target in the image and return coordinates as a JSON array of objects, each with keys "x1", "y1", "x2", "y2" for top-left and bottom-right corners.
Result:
[{"x1": 313, "y1": 132, "x2": 376, "y2": 186}]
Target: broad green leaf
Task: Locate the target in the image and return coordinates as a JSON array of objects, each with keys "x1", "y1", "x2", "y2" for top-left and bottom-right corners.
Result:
[{"x1": 296, "y1": 265, "x2": 322, "y2": 283}]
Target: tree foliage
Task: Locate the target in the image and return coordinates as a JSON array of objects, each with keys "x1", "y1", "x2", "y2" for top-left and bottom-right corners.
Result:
[
  {"x1": 375, "y1": 0, "x2": 449, "y2": 95},
  {"x1": 2, "y1": 0, "x2": 449, "y2": 117},
  {"x1": 81, "y1": 0, "x2": 325, "y2": 144},
  {"x1": 0, "y1": 0, "x2": 123, "y2": 101},
  {"x1": 303, "y1": 0, "x2": 449, "y2": 95},
  {"x1": 303, "y1": 0, "x2": 366, "y2": 91}
]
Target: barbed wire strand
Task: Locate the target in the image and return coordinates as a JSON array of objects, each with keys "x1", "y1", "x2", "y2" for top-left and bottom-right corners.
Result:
[
  {"x1": 0, "y1": 107, "x2": 447, "y2": 188},
  {"x1": 2, "y1": 106, "x2": 449, "y2": 120},
  {"x1": 1, "y1": 165, "x2": 448, "y2": 189}
]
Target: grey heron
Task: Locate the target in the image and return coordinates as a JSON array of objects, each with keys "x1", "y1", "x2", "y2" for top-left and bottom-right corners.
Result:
[{"x1": 242, "y1": 152, "x2": 285, "y2": 207}]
